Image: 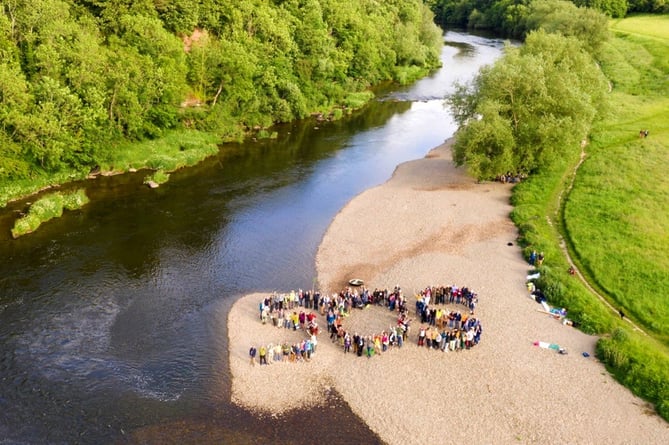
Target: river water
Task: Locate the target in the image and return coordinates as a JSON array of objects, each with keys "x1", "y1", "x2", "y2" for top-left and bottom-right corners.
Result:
[{"x1": 0, "y1": 32, "x2": 504, "y2": 445}]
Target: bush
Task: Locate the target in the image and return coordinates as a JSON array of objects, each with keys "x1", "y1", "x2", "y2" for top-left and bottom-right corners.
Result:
[
  {"x1": 62, "y1": 189, "x2": 90, "y2": 210},
  {"x1": 343, "y1": 91, "x2": 375, "y2": 109},
  {"x1": 11, "y1": 189, "x2": 88, "y2": 238},
  {"x1": 597, "y1": 330, "x2": 669, "y2": 419},
  {"x1": 144, "y1": 170, "x2": 170, "y2": 185}
]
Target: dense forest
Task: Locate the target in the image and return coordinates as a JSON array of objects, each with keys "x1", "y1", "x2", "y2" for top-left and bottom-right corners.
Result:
[
  {"x1": 0, "y1": 0, "x2": 443, "y2": 181},
  {"x1": 2, "y1": 0, "x2": 665, "y2": 187},
  {"x1": 429, "y1": 0, "x2": 668, "y2": 32}
]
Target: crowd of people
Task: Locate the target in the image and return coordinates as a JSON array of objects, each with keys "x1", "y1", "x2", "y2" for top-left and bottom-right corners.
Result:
[
  {"x1": 497, "y1": 172, "x2": 527, "y2": 183},
  {"x1": 249, "y1": 284, "x2": 484, "y2": 364},
  {"x1": 249, "y1": 337, "x2": 317, "y2": 366}
]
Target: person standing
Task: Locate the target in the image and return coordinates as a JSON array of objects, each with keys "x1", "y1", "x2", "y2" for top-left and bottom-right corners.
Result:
[
  {"x1": 418, "y1": 326, "x2": 426, "y2": 346},
  {"x1": 365, "y1": 335, "x2": 374, "y2": 358},
  {"x1": 259, "y1": 345, "x2": 267, "y2": 365},
  {"x1": 395, "y1": 326, "x2": 404, "y2": 348},
  {"x1": 356, "y1": 334, "x2": 364, "y2": 357},
  {"x1": 304, "y1": 290, "x2": 311, "y2": 309},
  {"x1": 344, "y1": 332, "x2": 352, "y2": 353},
  {"x1": 249, "y1": 345, "x2": 257, "y2": 365},
  {"x1": 310, "y1": 333, "x2": 318, "y2": 354}
]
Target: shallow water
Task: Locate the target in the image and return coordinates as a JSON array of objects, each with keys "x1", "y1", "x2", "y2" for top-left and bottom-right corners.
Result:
[{"x1": 0, "y1": 31, "x2": 504, "y2": 444}]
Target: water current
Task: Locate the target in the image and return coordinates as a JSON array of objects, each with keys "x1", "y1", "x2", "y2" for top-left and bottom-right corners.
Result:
[{"x1": 0, "y1": 31, "x2": 504, "y2": 445}]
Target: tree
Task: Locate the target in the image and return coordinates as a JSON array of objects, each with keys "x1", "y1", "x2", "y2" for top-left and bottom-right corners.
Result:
[
  {"x1": 16, "y1": 76, "x2": 88, "y2": 170},
  {"x1": 0, "y1": 0, "x2": 444, "y2": 180},
  {"x1": 573, "y1": 0, "x2": 629, "y2": 18},
  {"x1": 525, "y1": 0, "x2": 610, "y2": 54},
  {"x1": 0, "y1": 18, "x2": 32, "y2": 178},
  {"x1": 106, "y1": 14, "x2": 188, "y2": 138},
  {"x1": 448, "y1": 30, "x2": 608, "y2": 180}
]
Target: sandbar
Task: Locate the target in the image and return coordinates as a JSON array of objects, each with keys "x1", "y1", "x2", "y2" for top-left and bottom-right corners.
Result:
[{"x1": 228, "y1": 140, "x2": 669, "y2": 444}]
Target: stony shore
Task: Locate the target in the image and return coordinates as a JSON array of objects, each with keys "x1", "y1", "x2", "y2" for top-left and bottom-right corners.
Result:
[{"x1": 228, "y1": 140, "x2": 669, "y2": 444}]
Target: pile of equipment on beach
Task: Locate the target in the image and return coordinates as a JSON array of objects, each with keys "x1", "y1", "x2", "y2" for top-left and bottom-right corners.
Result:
[
  {"x1": 526, "y1": 272, "x2": 575, "y2": 327},
  {"x1": 524, "y1": 263, "x2": 593, "y2": 358}
]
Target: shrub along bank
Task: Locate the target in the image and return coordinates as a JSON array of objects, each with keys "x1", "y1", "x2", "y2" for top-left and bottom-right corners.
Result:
[{"x1": 11, "y1": 189, "x2": 89, "y2": 238}]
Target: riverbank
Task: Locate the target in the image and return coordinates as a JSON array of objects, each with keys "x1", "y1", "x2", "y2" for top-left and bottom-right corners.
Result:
[
  {"x1": 0, "y1": 130, "x2": 222, "y2": 209},
  {"x1": 228, "y1": 140, "x2": 669, "y2": 443}
]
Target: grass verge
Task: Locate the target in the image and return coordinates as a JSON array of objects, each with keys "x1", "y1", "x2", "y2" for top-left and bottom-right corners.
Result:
[
  {"x1": 143, "y1": 170, "x2": 171, "y2": 186},
  {"x1": 103, "y1": 130, "x2": 221, "y2": 173}
]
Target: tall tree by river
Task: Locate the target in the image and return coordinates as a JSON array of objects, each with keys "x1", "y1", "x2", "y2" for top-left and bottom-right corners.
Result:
[
  {"x1": 447, "y1": 28, "x2": 608, "y2": 179},
  {"x1": 443, "y1": 0, "x2": 610, "y2": 179}
]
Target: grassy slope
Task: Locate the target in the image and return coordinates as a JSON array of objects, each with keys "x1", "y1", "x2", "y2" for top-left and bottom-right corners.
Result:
[
  {"x1": 566, "y1": 17, "x2": 669, "y2": 342},
  {"x1": 609, "y1": 14, "x2": 669, "y2": 40},
  {"x1": 512, "y1": 14, "x2": 669, "y2": 419}
]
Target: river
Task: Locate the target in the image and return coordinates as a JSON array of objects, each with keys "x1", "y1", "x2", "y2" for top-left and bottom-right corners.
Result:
[{"x1": 0, "y1": 31, "x2": 504, "y2": 445}]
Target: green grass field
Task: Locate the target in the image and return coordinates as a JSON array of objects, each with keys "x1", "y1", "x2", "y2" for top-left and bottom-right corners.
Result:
[
  {"x1": 512, "y1": 14, "x2": 669, "y2": 420},
  {"x1": 610, "y1": 14, "x2": 669, "y2": 40},
  {"x1": 566, "y1": 19, "x2": 669, "y2": 342}
]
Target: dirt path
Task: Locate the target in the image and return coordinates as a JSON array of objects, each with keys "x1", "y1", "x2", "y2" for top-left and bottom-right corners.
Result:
[{"x1": 553, "y1": 143, "x2": 647, "y2": 335}]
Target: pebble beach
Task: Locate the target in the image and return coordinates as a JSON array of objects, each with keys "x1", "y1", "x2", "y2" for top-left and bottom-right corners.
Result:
[{"x1": 228, "y1": 140, "x2": 669, "y2": 444}]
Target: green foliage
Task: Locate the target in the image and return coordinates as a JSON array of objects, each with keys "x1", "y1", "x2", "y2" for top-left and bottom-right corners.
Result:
[
  {"x1": 109, "y1": 130, "x2": 220, "y2": 172},
  {"x1": 0, "y1": 170, "x2": 85, "y2": 208},
  {"x1": 508, "y1": 14, "x2": 669, "y2": 421},
  {"x1": 0, "y1": 0, "x2": 443, "y2": 201},
  {"x1": 429, "y1": 0, "x2": 482, "y2": 28},
  {"x1": 12, "y1": 196, "x2": 63, "y2": 239},
  {"x1": 627, "y1": 0, "x2": 669, "y2": 13},
  {"x1": 573, "y1": 0, "x2": 629, "y2": 17},
  {"x1": 107, "y1": 13, "x2": 189, "y2": 138},
  {"x1": 62, "y1": 188, "x2": 89, "y2": 210},
  {"x1": 526, "y1": 0, "x2": 611, "y2": 53},
  {"x1": 256, "y1": 130, "x2": 279, "y2": 140},
  {"x1": 154, "y1": 0, "x2": 201, "y2": 34},
  {"x1": 10, "y1": 188, "x2": 88, "y2": 238},
  {"x1": 394, "y1": 65, "x2": 433, "y2": 86},
  {"x1": 486, "y1": 0, "x2": 533, "y2": 36},
  {"x1": 429, "y1": 0, "x2": 618, "y2": 42},
  {"x1": 144, "y1": 170, "x2": 170, "y2": 185},
  {"x1": 182, "y1": 0, "x2": 442, "y2": 131},
  {"x1": 598, "y1": 331, "x2": 669, "y2": 419},
  {"x1": 447, "y1": 29, "x2": 608, "y2": 180},
  {"x1": 342, "y1": 91, "x2": 375, "y2": 109}
]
